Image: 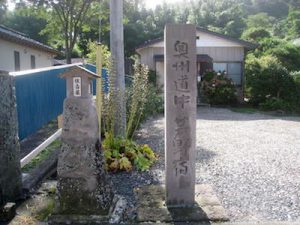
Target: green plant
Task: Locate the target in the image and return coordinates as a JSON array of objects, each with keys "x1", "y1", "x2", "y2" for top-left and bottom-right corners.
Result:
[
  {"x1": 148, "y1": 69, "x2": 157, "y2": 86},
  {"x1": 102, "y1": 132, "x2": 157, "y2": 172},
  {"x1": 22, "y1": 140, "x2": 61, "y2": 173},
  {"x1": 35, "y1": 198, "x2": 55, "y2": 221},
  {"x1": 201, "y1": 72, "x2": 237, "y2": 105},
  {"x1": 142, "y1": 84, "x2": 164, "y2": 119},
  {"x1": 86, "y1": 42, "x2": 111, "y2": 69},
  {"x1": 101, "y1": 56, "x2": 117, "y2": 136},
  {"x1": 245, "y1": 55, "x2": 298, "y2": 106},
  {"x1": 231, "y1": 107, "x2": 257, "y2": 114},
  {"x1": 260, "y1": 97, "x2": 296, "y2": 112},
  {"x1": 126, "y1": 62, "x2": 149, "y2": 139}
]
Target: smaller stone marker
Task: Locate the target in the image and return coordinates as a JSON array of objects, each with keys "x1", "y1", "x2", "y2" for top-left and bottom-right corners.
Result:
[
  {"x1": 53, "y1": 66, "x2": 114, "y2": 220},
  {"x1": 165, "y1": 24, "x2": 197, "y2": 206},
  {"x1": 0, "y1": 71, "x2": 22, "y2": 221}
]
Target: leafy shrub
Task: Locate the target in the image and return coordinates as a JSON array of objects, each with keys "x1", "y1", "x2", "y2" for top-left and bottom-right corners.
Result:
[
  {"x1": 148, "y1": 69, "x2": 157, "y2": 86},
  {"x1": 201, "y1": 71, "x2": 237, "y2": 105},
  {"x1": 260, "y1": 97, "x2": 296, "y2": 112},
  {"x1": 245, "y1": 55, "x2": 298, "y2": 105},
  {"x1": 102, "y1": 133, "x2": 157, "y2": 172},
  {"x1": 143, "y1": 84, "x2": 164, "y2": 118}
]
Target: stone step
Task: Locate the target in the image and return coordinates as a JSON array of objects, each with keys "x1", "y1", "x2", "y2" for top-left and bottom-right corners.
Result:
[{"x1": 141, "y1": 222, "x2": 300, "y2": 225}]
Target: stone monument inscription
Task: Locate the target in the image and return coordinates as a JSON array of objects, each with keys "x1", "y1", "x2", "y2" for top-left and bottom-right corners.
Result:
[
  {"x1": 165, "y1": 24, "x2": 197, "y2": 206},
  {"x1": 73, "y1": 77, "x2": 81, "y2": 97}
]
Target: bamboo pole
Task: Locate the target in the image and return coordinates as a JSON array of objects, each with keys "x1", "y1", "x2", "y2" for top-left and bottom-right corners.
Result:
[{"x1": 96, "y1": 44, "x2": 102, "y2": 140}]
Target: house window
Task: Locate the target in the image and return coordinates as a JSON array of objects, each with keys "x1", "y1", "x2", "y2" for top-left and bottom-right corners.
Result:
[
  {"x1": 213, "y1": 63, "x2": 227, "y2": 73},
  {"x1": 14, "y1": 51, "x2": 20, "y2": 71},
  {"x1": 31, "y1": 55, "x2": 36, "y2": 69},
  {"x1": 228, "y1": 63, "x2": 242, "y2": 85},
  {"x1": 213, "y1": 62, "x2": 242, "y2": 85}
]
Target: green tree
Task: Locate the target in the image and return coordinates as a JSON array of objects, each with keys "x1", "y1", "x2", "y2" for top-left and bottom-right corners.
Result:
[
  {"x1": 287, "y1": 7, "x2": 300, "y2": 39},
  {"x1": 245, "y1": 13, "x2": 276, "y2": 30},
  {"x1": 242, "y1": 27, "x2": 271, "y2": 42},
  {"x1": 0, "y1": 0, "x2": 7, "y2": 23},
  {"x1": 28, "y1": 0, "x2": 97, "y2": 63},
  {"x1": 266, "y1": 42, "x2": 300, "y2": 71},
  {"x1": 4, "y1": 6, "x2": 50, "y2": 44}
]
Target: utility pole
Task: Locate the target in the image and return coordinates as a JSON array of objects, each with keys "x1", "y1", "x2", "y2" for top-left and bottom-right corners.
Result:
[{"x1": 110, "y1": 0, "x2": 126, "y2": 137}]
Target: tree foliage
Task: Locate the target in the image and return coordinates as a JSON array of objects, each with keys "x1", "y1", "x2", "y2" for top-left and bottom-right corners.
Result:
[{"x1": 245, "y1": 55, "x2": 299, "y2": 109}]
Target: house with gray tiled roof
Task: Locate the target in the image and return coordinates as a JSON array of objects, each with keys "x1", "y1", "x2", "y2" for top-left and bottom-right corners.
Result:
[{"x1": 0, "y1": 25, "x2": 60, "y2": 72}]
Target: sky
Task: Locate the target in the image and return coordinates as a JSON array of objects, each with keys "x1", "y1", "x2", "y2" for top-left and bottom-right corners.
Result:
[
  {"x1": 7, "y1": 0, "x2": 182, "y2": 11},
  {"x1": 144, "y1": 0, "x2": 182, "y2": 9}
]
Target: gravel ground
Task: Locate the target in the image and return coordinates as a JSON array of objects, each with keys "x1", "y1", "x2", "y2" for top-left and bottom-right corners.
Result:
[{"x1": 111, "y1": 107, "x2": 300, "y2": 223}]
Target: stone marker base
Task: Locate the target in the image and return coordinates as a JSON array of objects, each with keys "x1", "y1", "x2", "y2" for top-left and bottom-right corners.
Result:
[
  {"x1": 0, "y1": 202, "x2": 16, "y2": 222},
  {"x1": 136, "y1": 184, "x2": 229, "y2": 223},
  {"x1": 49, "y1": 195, "x2": 127, "y2": 225}
]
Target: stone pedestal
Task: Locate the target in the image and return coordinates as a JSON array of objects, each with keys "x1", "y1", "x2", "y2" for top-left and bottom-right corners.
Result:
[
  {"x1": 0, "y1": 71, "x2": 22, "y2": 221},
  {"x1": 57, "y1": 97, "x2": 114, "y2": 216},
  {"x1": 136, "y1": 185, "x2": 229, "y2": 223}
]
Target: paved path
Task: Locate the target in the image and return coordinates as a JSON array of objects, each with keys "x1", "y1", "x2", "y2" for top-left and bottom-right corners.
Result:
[{"x1": 136, "y1": 107, "x2": 300, "y2": 223}]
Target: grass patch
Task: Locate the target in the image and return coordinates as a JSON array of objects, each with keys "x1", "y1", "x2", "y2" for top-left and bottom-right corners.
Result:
[
  {"x1": 230, "y1": 107, "x2": 258, "y2": 114},
  {"x1": 35, "y1": 198, "x2": 56, "y2": 221},
  {"x1": 22, "y1": 140, "x2": 61, "y2": 173}
]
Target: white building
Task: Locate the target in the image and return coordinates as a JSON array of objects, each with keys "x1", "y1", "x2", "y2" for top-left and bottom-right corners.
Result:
[
  {"x1": 0, "y1": 25, "x2": 59, "y2": 72},
  {"x1": 136, "y1": 27, "x2": 257, "y2": 90}
]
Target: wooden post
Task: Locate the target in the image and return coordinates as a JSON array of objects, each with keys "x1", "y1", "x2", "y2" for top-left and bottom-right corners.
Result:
[{"x1": 96, "y1": 44, "x2": 102, "y2": 140}]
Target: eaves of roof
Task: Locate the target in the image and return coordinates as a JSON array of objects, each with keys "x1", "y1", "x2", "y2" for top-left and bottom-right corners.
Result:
[
  {"x1": 136, "y1": 26, "x2": 258, "y2": 51},
  {"x1": 0, "y1": 25, "x2": 61, "y2": 55}
]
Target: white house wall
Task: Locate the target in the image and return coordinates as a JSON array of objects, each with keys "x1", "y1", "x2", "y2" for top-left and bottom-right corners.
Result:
[
  {"x1": 197, "y1": 47, "x2": 244, "y2": 61},
  {"x1": 150, "y1": 30, "x2": 244, "y2": 48},
  {"x1": 139, "y1": 47, "x2": 163, "y2": 70},
  {"x1": 0, "y1": 39, "x2": 54, "y2": 72}
]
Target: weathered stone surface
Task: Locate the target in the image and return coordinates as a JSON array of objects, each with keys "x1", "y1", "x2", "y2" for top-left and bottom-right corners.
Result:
[
  {"x1": 57, "y1": 97, "x2": 113, "y2": 215},
  {"x1": 109, "y1": 195, "x2": 127, "y2": 224},
  {"x1": 0, "y1": 72, "x2": 22, "y2": 211},
  {"x1": 49, "y1": 195, "x2": 127, "y2": 225},
  {"x1": 164, "y1": 24, "x2": 197, "y2": 206},
  {"x1": 136, "y1": 185, "x2": 229, "y2": 223},
  {"x1": 141, "y1": 223, "x2": 300, "y2": 225}
]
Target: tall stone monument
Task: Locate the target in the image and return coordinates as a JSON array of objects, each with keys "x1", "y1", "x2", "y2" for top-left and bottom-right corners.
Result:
[
  {"x1": 0, "y1": 71, "x2": 22, "y2": 220},
  {"x1": 136, "y1": 25, "x2": 229, "y2": 223},
  {"x1": 54, "y1": 66, "x2": 114, "y2": 220},
  {"x1": 165, "y1": 24, "x2": 197, "y2": 206}
]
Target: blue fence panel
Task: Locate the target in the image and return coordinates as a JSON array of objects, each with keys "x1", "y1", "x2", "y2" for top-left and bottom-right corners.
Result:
[
  {"x1": 83, "y1": 64, "x2": 109, "y2": 94},
  {"x1": 14, "y1": 64, "x2": 108, "y2": 140},
  {"x1": 15, "y1": 68, "x2": 67, "y2": 140}
]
